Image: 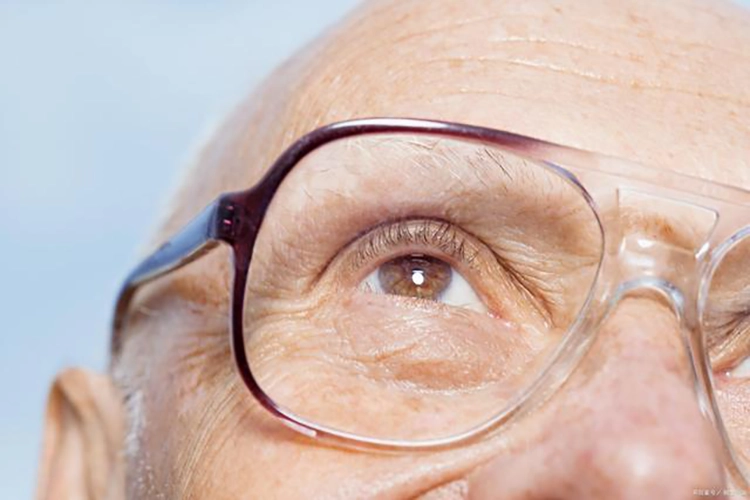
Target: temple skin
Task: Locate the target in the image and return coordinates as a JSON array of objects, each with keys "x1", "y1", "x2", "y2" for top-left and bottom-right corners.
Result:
[{"x1": 36, "y1": 0, "x2": 750, "y2": 498}]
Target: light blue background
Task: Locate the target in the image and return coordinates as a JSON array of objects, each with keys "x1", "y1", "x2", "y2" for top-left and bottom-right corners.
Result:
[
  {"x1": 0, "y1": 2, "x2": 359, "y2": 498},
  {"x1": 1, "y1": 1, "x2": 748, "y2": 498}
]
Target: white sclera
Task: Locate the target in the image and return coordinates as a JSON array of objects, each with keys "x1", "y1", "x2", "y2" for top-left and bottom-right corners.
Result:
[{"x1": 730, "y1": 357, "x2": 750, "y2": 378}]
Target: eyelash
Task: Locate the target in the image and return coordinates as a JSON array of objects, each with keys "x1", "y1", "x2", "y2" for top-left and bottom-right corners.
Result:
[{"x1": 348, "y1": 219, "x2": 481, "y2": 277}]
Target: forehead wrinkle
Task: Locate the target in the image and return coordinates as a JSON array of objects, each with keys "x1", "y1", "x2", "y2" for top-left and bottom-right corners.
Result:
[
  {"x1": 297, "y1": 0, "x2": 750, "y2": 107},
  {"x1": 154, "y1": 0, "x2": 750, "y2": 246},
  {"x1": 392, "y1": 13, "x2": 750, "y2": 100},
  {"x1": 454, "y1": 56, "x2": 748, "y2": 107}
]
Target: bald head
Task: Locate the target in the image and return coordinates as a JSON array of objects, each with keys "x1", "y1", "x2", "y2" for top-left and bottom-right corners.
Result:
[
  {"x1": 161, "y1": 0, "x2": 750, "y2": 239},
  {"x1": 38, "y1": 1, "x2": 750, "y2": 499}
]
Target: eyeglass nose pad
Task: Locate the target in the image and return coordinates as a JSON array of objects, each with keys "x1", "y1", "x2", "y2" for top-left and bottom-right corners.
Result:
[
  {"x1": 603, "y1": 239, "x2": 736, "y2": 475},
  {"x1": 604, "y1": 233, "x2": 704, "y2": 329},
  {"x1": 602, "y1": 234, "x2": 714, "y2": 397},
  {"x1": 609, "y1": 188, "x2": 718, "y2": 297},
  {"x1": 611, "y1": 276, "x2": 687, "y2": 319}
]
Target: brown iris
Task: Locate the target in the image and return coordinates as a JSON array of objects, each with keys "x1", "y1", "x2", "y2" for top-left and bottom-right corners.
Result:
[{"x1": 377, "y1": 254, "x2": 452, "y2": 300}]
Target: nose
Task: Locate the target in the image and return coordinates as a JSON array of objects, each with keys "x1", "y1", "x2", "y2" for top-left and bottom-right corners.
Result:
[{"x1": 467, "y1": 298, "x2": 727, "y2": 500}]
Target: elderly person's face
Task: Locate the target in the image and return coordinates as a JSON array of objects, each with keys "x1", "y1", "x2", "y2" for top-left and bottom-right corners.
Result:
[{"x1": 38, "y1": 0, "x2": 750, "y2": 498}]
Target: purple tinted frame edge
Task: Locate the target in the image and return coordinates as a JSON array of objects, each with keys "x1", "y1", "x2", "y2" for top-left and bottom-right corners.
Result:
[
  {"x1": 109, "y1": 117, "x2": 750, "y2": 467},
  {"x1": 111, "y1": 117, "x2": 566, "y2": 441}
]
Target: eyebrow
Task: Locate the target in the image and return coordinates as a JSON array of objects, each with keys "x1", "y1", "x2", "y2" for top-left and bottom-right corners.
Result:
[
  {"x1": 279, "y1": 134, "x2": 566, "y2": 241},
  {"x1": 372, "y1": 135, "x2": 535, "y2": 189},
  {"x1": 290, "y1": 134, "x2": 581, "y2": 210},
  {"x1": 244, "y1": 135, "x2": 604, "y2": 291}
]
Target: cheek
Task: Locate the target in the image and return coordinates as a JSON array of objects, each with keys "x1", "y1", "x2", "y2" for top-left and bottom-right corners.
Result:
[
  {"x1": 123, "y1": 315, "x2": 494, "y2": 500},
  {"x1": 714, "y1": 378, "x2": 750, "y2": 466}
]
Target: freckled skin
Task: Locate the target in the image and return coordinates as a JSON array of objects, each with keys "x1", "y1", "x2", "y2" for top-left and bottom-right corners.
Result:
[{"x1": 43, "y1": 0, "x2": 750, "y2": 498}]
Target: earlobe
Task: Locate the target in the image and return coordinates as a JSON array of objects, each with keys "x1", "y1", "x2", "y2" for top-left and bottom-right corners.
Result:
[{"x1": 37, "y1": 368, "x2": 126, "y2": 500}]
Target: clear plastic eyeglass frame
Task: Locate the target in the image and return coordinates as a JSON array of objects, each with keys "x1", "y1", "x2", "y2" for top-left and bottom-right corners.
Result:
[{"x1": 112, "y1": 118, "x2": 750, "y2": 488}]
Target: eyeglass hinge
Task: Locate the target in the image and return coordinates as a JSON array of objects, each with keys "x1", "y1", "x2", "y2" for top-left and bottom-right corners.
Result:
[{"x1": 213, "y1": 198, "x2": 248, "y2": 244}]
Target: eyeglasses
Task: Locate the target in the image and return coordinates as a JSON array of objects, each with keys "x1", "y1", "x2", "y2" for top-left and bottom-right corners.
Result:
[{"x1": 112, "y1": 118, "x2": 750, "y2": 487}]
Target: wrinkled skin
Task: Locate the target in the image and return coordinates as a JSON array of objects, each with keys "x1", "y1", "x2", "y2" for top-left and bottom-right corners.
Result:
[{"x1": 36, "y1": 0, "x2": 750, "y2": 499}]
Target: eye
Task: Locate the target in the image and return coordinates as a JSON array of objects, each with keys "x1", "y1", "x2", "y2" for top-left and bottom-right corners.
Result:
[
  {"x1": 362, "y1": 253, "x2": 487, "y2": 313},
  {"x1": 705, "y1": 308, "x2": 750, "y2": 378}
]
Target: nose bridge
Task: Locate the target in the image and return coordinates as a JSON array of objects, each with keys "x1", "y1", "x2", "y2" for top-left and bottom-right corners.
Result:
[
  {"x1": 466, "y1": 191, "x2": 731, "y2": 499},
  {"x1": 614, "y1": 237, "x2": 696, "y2": 320},
  {"x1": 606, "y1": 188, "x2": 719, "y2": 317},
  {"x1": 469, "y1": 282, "x2": 729, "y2": 499}
]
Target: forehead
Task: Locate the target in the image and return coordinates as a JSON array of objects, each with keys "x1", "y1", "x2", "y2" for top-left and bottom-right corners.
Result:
[{"x1": 157, "y1": 0, "x2": 750, "y2": 240}]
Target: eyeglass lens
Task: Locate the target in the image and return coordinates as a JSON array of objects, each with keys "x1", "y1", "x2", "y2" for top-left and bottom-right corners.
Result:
[
  {"x1": 240, "y1": 132, "x2": 749, "y2": 457},
  {"x1": 243, "y1": 134, "x2": 603, "y2": 441}
]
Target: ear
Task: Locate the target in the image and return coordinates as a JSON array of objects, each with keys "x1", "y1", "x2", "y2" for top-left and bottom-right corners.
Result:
[{"x1": 36, "y1": 368, "x2": 126, "y2": 500}]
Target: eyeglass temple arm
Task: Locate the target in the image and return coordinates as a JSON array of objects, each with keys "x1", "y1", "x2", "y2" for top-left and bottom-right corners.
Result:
[{"x1": 111, "y1": 197, "x2": 239, "y2": 352}]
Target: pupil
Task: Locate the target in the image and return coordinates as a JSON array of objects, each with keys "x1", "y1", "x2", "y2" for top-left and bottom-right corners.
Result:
[{"x1": 378, "y1": 254, "x2": 452, "y2": 300}]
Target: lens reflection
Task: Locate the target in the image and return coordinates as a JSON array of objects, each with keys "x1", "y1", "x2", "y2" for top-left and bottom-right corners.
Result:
[{"x1": 243, "y1": 133, "x2": 603, "y2": 442}]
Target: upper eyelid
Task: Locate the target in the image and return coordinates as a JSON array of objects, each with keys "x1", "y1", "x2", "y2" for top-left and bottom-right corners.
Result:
[{"x1": 349, "y1": 218, "x2": 480, "y2": 273}]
